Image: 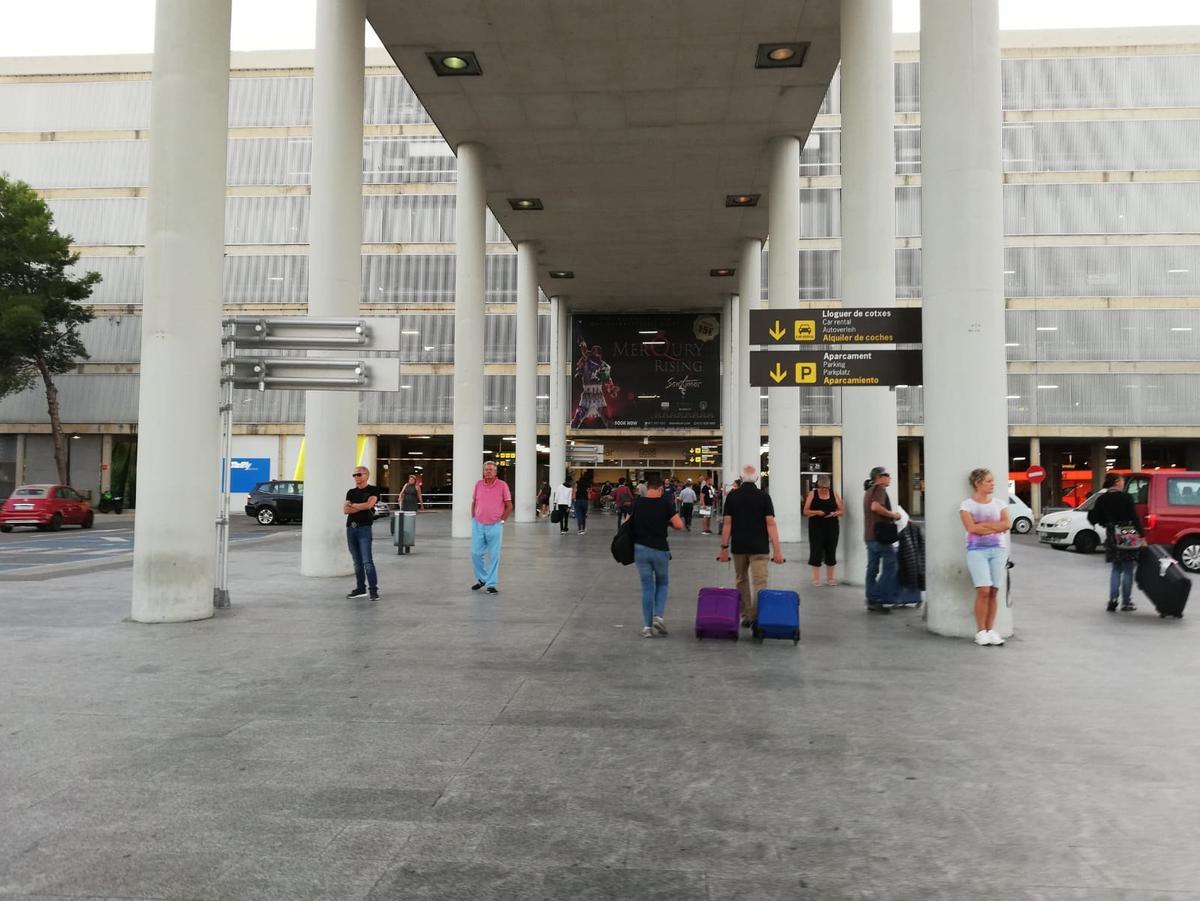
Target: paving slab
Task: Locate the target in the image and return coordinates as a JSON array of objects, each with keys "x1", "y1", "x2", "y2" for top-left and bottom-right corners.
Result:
[{"x1": 1, "y1": 511, "x2": 1197, "y2": 899}]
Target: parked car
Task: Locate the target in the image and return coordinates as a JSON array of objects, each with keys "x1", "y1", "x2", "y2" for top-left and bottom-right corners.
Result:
[
  {"x1": 1036, "y1": 491, "x2": 1105, "y2": 554},
  {"x1": 0, "y1": 484, "x2": 94, "y2": 532},
  {"x1": 1007, "y1": 494, "x2": 1034, "y2": 534},
  {"x1": 244, "y1": 480, "x2": 388, "y2": 525},
  {"x1": 1124, "y1": 470, "x2": 1200, "y2": 573}
]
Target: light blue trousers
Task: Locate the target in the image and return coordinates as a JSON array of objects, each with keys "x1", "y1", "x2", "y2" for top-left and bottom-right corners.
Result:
[{"x1": 471, "y1": 520, "x2": 504, "y2": 588}]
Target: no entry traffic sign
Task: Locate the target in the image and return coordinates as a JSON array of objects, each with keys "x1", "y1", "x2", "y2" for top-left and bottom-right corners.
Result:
[{"x1": 1026, "y1": 465, "x2": 1046, "y2": 484}]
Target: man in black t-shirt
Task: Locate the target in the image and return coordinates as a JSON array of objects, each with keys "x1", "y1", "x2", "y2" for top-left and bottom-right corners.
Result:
[
  {"x1": 344, "y1": 466, "x2": 380, "y2": 600},
  {"x1": 717, "y1": 465, "x2": 785, "y2": 628}
]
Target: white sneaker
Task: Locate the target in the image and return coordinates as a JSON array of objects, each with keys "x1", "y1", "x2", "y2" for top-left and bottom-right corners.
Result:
[
  {"x1": 641, "y1": 626, "x2": 654, "y2": 638},
  {"x1": 974, "y1": 630, "x2": 991, "y2": 646},
  {"x1": 987, "y1": 630, "x2": 1005, "y2": 646},
  {"x1": 652, "y1": 616, "x2": 668, "y2": 636}
]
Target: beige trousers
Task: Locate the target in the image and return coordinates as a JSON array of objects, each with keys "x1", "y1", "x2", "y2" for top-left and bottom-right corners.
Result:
[{"x1": 733, "y1": 553, "x2": 769, "y2": 621}]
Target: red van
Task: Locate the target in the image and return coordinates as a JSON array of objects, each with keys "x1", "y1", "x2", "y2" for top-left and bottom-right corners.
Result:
[{"x1": 1123, "y1": 471, "x2": 1200, "y2": 574}]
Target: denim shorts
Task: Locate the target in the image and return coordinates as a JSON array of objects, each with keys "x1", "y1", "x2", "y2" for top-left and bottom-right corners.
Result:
[{"x1": 966, "y1": 546, "x2": 1007, "y2": 588}]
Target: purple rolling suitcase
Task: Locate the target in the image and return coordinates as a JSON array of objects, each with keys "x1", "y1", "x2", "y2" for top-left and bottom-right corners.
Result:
[{"x1": 695, "y1": 587, "x2": 741, "y2": 641}]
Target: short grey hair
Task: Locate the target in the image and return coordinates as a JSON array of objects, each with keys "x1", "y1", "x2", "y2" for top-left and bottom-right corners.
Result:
[
  {"x1": 741, "y1": 464, "x2": 759, "y2": 482},
  {"x1": 816, "y1": 475, "x2": 831, "y2": 488}
]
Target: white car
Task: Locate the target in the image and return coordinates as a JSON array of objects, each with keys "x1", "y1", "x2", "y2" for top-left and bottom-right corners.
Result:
[
  {"x1": 1036, "y1": 490, "x2": 1105, "y2": 553},
  {"x1": 1007, "y1": 495, "x2": 1034, "y2": 535}
]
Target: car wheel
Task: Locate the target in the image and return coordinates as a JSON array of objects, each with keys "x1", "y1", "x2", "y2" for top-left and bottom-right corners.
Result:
[
  {"x1": 0, "y1": 525, "x2": 11, "y2": 533},
  {"x1": 1073, "y1": 530, "x2": 1099, "y2": 554},
  {"x1": 1175, "y1": 537, "x2": 1200, "y2": 574},
  {"x1": 82, "y1": 512, "x2": 94, "y2": 529},
  {"x1": 256, "y1": 507, "x2": 276, "y2": 525},
  {"x1": 48, "y1": 513, "x2": 63, "y2": 532},
  {"x1": 1012, "y1": 516, "x2": 1033, "y2": 535}
]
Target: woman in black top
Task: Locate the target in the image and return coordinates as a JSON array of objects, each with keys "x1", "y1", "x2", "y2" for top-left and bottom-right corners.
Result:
[
  {"x1": 630, "y1": 477, "x2": 685, "y2": 638},
  {"x1": 803, "y1": 475, "x2": 844, "y2": 587},
  {"x1": 573, "y1": 476, "x2": 591, "y2": 534},
  {"x1": 399, "y1": 475, "x2": 422, "y2": 512},
  {"x1": 1087, "y1": 472, "x2": 1145, "y2": 612}
]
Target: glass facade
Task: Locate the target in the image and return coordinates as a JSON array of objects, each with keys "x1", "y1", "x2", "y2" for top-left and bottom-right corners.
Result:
[{"x1": 0, "y1": 45, "x2": 1197, "y2": 433}]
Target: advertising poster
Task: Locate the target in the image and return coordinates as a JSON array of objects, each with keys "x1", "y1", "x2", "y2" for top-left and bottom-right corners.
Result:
[{"x1": 570, "y1": 313, "x2": 721, "y2": 430}]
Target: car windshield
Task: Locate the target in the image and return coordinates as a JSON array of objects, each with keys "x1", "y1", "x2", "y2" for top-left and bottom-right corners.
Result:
[
  {"x1": 13, "y1": 487, "x2": 49, "y2": 498},
  {"x1": 1077, "y1": 492, "x2": 1102, "y2": 512}
]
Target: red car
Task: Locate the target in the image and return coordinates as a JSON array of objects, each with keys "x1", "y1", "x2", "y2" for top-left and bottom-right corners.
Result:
[
  {"x1": 1124, "y1": 471, "x2": 1200, "y2": 574},
  {"x1": 0, "y1": 484, "x2": 95, "y2": 532}
]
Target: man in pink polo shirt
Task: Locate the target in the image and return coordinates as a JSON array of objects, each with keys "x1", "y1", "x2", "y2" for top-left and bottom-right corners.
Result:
[{"x1": 470, "y1": 461, "x2": 513, "y2": 594}]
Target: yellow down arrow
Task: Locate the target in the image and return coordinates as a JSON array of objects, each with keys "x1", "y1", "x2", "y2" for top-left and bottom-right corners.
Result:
[
  {"x1": 769, "y1": 320, "x2": 786, "y2": 341},
  {"x1": 769, "y1": 362, "x2": 787, "y2": 383}
]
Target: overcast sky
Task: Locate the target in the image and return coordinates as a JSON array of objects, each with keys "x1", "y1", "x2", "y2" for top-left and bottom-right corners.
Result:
[{"x1": 2, "y1": 0, "x2": 1198, "y2": 57}]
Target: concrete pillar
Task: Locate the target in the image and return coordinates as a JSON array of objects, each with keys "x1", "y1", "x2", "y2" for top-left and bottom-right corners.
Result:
[
  {"x1": 1091, "y1": 440, "x2": 1109, "y2": 493},
  {"x1": 100, "y1": 435, "x2": 113, "y2": 493},
  {"x1": 921, "y1": 0, "x2": 1011, "y2": 639},
  {"x1": 1129, "y1": 436, "x2": 1142, "y2": 474},
  {"x1": 831, "y1": 435, "x2": 843, "y2": 502},
  {"x1": 1029, "y1": 436, "x2": 1042, "y2": 520},
  {"x1": 549, "y1": 295, "x2": 567, "y2": 489},
  {"x1": 721, "y1": 295, "x2": 738, "y2": 488},
  {"x1": 839, "y1": 0, "x2": 898, "y2": 586},
  {"x1": 450, "y1": 142, "x2": 486, "y2": 539},
  {"x1": 131, "y1": 0, "x2": 231, "y2": 623},
  {"x1": 907, "y1": 439, "x2": 923, "y2": 515},
  {"x1": 767, "y1": 136, "x2": 802, "y2": 541},
  {"x1": 738, "y1": 240, "x2": 764, "y2": 476},
  {"x1": 14, "y1": 434, "x2": 25, "y2": 486},
  {"x1": 514, "y1": 241, "x2": 538, "y2": 521},
  {"x1": 300, "y1": 0, "x2": 366, "y2": 577}
]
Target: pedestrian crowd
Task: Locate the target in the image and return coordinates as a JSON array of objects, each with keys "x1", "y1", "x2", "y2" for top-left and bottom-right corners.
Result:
[{"x1": 337, "y1": 458, "x2": 1177, "y2": 648}]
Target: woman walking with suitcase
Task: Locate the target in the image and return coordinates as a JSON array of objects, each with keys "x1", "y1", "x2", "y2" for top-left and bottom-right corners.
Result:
[
  {"x1": 630, "y1": 476, "x2": 685, "y2": 638},
  {"x1": 1087, "y1": 472, "x2": 1144, "y2": 612},
  {"x1": 959, "y1": 468, "x2": 1012, "y2": 646}
]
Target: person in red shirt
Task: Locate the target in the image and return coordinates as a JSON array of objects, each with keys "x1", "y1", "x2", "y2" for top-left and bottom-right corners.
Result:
[{"x1": 470, "y1": 462, "x2": 513, "y2": 595}]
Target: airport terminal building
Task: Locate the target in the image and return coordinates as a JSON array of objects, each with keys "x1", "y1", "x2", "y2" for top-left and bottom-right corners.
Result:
[{"x1": 1, "y1": 26, "x2": 1199, "y2": 520}]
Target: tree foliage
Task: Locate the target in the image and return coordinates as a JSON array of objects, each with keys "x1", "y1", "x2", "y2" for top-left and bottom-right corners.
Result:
[{"x1": 0, "y1": 174, "x2": 101, "y2": 483}]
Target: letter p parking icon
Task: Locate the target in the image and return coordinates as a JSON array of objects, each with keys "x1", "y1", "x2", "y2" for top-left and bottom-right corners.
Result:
[{"x1": 795, "y1": 362, "x2": 817, "y2": 384}]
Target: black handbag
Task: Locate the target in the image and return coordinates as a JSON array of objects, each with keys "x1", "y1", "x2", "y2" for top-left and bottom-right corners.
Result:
[
  {"x1": 550, "y1": 507, "x2": 562, "y2": 524},
  {"x1": 873, "y1": 519, "x2": 899, "y2": 544},
  {"x1": 611, "y1": 517, "x2": 635, "y2": 565}
]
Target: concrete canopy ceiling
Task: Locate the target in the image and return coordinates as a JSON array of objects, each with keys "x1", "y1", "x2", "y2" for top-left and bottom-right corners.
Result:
[{"x1": 366, "y1": 0, "x2": 841, "y2": 309}]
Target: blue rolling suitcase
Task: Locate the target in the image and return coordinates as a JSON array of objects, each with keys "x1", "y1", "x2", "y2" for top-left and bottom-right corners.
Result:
[{"x1": 753, "y1": 589, "x2": 800, "y2": 645}]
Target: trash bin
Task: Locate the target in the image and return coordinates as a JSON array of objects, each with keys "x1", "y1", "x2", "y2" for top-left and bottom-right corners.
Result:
[{"x1": 391, "y1": 510, "x2": 416, "y2": 555}]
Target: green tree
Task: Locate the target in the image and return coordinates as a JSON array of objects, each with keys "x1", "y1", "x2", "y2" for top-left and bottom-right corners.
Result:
[{"x1": 0, "y1": 174, "x2": 100, "y2": 485}]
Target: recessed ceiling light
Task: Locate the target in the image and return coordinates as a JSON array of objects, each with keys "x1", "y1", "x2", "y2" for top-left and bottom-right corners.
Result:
[
  {"x1": 710, "y1": 268, "x2": 735, "y2": 277},
  {"x1": 725, "y1": 194, "x2": 760, "y2": 208},
  {"x1": 427, "y1": 51, "x2": 482, "y2": 77},
  {"x1": 549, "y1": 270, "x2": 574, "y2": 279},
  {"x1": 508, "y1": 198, "x2": 544, "y2": 211},
  {"x1": 755, "y1": 42, "x2": 810, "y2": 69}
]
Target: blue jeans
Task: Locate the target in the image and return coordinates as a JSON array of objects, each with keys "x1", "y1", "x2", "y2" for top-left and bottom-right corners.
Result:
[
  {"x1": 634, "y1": 544, "x2": 670, "y2": 626},
  {"x1": 471, "y1": 520, "x2": 504, "y2": 588},
  {"x1": 574, "y1": 499, "x2": 589, "y2": 532},
  {"x1": 1110, "y1": 558, "x2": 1135, "y2": 605},
  {"x1": 865, "y1": 540, "x2": 898, "y2": 606},
  {"x1": 346, "y1": 525, "x2": 377, "y2": 592}
]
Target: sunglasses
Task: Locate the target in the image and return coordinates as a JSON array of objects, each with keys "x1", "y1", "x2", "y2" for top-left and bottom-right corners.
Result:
[{"x1": 352, "y1": 472, "x2": 367, "y2": 477}]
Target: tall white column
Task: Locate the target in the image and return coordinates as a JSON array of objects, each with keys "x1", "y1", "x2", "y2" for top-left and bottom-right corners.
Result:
[
  {"x1": 721, "y1": 295, "x2": 738, "y2": 488},
  {"x1": 737, "y1": 240, "x2": 763, "y2": 477},
  {"x1": 300, "y1": 0, "x2": 365, "y2": 577},
  {"x1": 450, "y1": 142, "x2": 486, "y2": 538},
  {"x1": 767, "y1": 136, "x2": 802, "y2": 541},
  {"x1": 839, "y1": 0, "x2": 898, "y2": 586},
  {"x1": 1029, "y1": 436, "x2": 1042, "y2": 520},
  {"x1": 131, "y1": 0, "x2": 231, "y2": 623},
  {"x1": 548, "y1": 295, "x2": 567, "y2": 488},
  {"x1": 514, "y1": 241, "x2": 538, "y2": 521},
  {"x1": 921, "y1": 0, "x2": 1010, "y2": 638}
]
